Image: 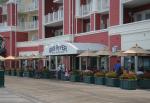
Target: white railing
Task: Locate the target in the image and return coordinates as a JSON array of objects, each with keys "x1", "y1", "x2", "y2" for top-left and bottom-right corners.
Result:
[
  {"x1": 77, "y1": 0, "x2": 109, "y2": 17},
  {"x1": 2, "y1": 5, "x2": 7, "y2": 14},
  {"x1": 101, "y1": 0, "x2": 110, "y2": 12},
  {"x1": 18, "y1": 21, "x2": 38, "y2": 31},
  {"x1": 17, "y1": 35, "x2": 73, "y2": 47},
  {"x1": 79, "y1": 2, "x2": 92, "y2": 16},
  {"x1": 45, "y1": 8, "x2": 63, "y2": 24},
  {"x1": 18, "y1": 2, "x2": 38, "y2": 12},
  {"x1": 0, "y1": 22, "x2": 7, "y2": 27}
]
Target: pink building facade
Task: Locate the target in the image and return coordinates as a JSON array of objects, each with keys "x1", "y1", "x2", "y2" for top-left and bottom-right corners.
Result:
[{"x1": 0, "y1": 0, "x2": 150, "y2": 71}]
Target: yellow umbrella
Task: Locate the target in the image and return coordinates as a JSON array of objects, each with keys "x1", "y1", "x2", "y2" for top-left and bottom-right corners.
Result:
[
  {"x1": 123, "y1": 44, "x2": 150, "y2": 56},
  {"x1": 5, "y1": 56, "x2": 16, "y2": 60},
  {"x1": 78, "y1": 51, "x2": 97, "y2": 57},
  {"x1": 78, "y1": 50, "x2": 97, "y2": 70},
  {"x1": 96, "y1": 47, "x2": 112, "y2": 56},
  {"x1": 124, "y1": 44, "x2": 150, "y2": 72},
  {"x1": 112, "y1": 50, "x2": 127, "y2": 57},
  {"x1": 0, "y1": 56, "x2": 5, "y2": 61}
]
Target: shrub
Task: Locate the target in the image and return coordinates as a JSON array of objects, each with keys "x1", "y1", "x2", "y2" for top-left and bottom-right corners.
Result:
[
  {"x1": 142, "y1": 71, "x2": 150, "y2": 79},
  {"x1": 83, "y1": 70, "x2": 94, "y2": 76},
  {"x1": 120, "y1": 72, "x2": 137, "y2": 80},
  {"x1": 94, "y1": 71, "x2": 105, "y2": 77},
  {"x1": 70, "y1": 70, "x2": 80, "y2": 75},
  {"x1": 43, "y1": 67, "x2": 49, "y2": 73},
  {"x1": 105, "y1": 72, "x2": 118, "y2": 78}
]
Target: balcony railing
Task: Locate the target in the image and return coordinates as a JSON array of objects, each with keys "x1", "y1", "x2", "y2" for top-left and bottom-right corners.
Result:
[
  {"x1": 79, "y1": 2, "x2": 92, "y2": 17},
  {"x1": 2, "y1": 5, "x2": 7, "y2": 15},
  {"x1": 18, "y1": 2, "x2": 38, "y2": 13},
  {"x1": 78, "y1": 0, "x2": 109, "y2": 17},
  {"x1": 17, "y1": 21, "x2": 38, "y2": 31},
  {"x1": 45, "y1": 8, "x2": 63, "y2": 24},
  {"x1": 16, "y1": 35, "x2": 73, "y2": 47},
  {"x1": 0, "y1": 22, "x2": 7, "y2": 27}
]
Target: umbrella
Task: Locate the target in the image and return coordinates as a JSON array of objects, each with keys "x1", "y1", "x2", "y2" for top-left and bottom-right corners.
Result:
[
  {"x1": 78, "y1": 51, "x2": 97, "y2": 57},
  {"x1": 112, "y1": 50, "x2": 127, "y2": 57},
  {"x1": 28, "y1": 54, "x2": 46, "y2": 59},
  {"x1": 78, "y1": 50, "x2": 97, "y2": 70},
  {"x1": 124, "y1": 44, "x2": 150, "y2": 72},
  {"x1": 96, "y1": 47, "x2": 111, "y2": 56},
  {"x1": 5, "y1": 56, "x2": 16, "y2": 60},
  {"x1": 0, "y1": 56, "x2": 5, "y2": 61},
  {"x1": 123, "y1": 44, "x2": 150, "y2": 55}
]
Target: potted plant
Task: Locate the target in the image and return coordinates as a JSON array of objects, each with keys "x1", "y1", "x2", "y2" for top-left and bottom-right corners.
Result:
[
  {"x1": 70, "y1": 70, "x2": 81, "y2": 82},
  {"x1": 94, "y1": 71, "x2": 105, "y2": 85},
  {"x1": 17, "y1": 68, "x2": 23, "y2": 77},
  {"x1": 11, "y1": 69, "x2": 17, "y2": 76},
  {"x1": 28, "y1": 67, "x2": 34, "y2": 78},
  {"x1": 138, "y1": 71, "x2": 150, "y2": 89},
  {"x1": 83, "y1": 70, "x2": 94, "y2": 84},
  {"x1": 42, "y1": 67, "x2": 50, "y2": 79},
  {"x1": 105, "y1": 72, "x2": 120, "y2": 87},
  {"x1": 120, "y1": 72, "x2": 137, "y2": 90}
]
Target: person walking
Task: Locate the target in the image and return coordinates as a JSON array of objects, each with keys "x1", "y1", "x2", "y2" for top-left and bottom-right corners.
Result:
[{"x1": 114, "y1": 60, "x2": 122, "y2": 77}]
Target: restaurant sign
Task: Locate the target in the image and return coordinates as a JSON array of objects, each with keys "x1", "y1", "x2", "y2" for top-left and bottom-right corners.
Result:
[
  {"x1": 49, "y1": 44, "x2": 67, "y2": 54},
  {"x1": 43, "y1": 42, "x2": 78, "y2": 56}
]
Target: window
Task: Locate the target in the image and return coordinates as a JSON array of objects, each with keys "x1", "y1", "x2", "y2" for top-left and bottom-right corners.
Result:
[
  {"x1": 136, "y1": 14, "x2": 142, "y2": 21},
  {"x1": 86, "y1": 23, "x2": 90, "y2": 32},
  {"x1": 145, "y1": 13, "x2": 150, "y2": 20}
]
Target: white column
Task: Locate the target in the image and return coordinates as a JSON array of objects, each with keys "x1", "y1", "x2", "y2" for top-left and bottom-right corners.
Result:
[
  {"x1": 76, "y1": 0, "x2": 80, "y2": 17},
  {"x1": 92, "y1": 0, "x2": 98, "y2": 12},
  {"x1": 97, "y1": 56, "x2": 99, "y2": 69},
  {"x1": 135, "y1": 56, "x2": 138, "y2": 72},
  {"x1": 49, "y1": 56, "x2": 51, "y2": 70},
  {"x1": 121, "y1": 56, "x2": 124, "y2": 67},
  {"x1": 119, "y1": 1, "x2": 123, "y2": 24},
  {"x1": 79, "y1": 57, "x2": 81, "y2": 70},
  {"x1": 86, "y1": 57, "x2": 88, "y2": 70},
  {"x1": 55, "y1": 56, "x2": 58, "y2": 70}
]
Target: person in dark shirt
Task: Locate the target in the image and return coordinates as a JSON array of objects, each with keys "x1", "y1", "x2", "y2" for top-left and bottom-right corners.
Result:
[{"x1": 114, "y1": 60, "x2": 122, "y2": 77}]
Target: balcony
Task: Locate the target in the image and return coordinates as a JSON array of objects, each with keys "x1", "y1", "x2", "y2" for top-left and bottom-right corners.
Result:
[
  {"x1": 2, "y1": 5, "x2": 7, "y2": 15},
  {"x1": 16, "y1": 34, "x2": 73, "y2": 48},
  {"x1": 109, "y1": 19, "x2": 150, "y2": 35},
  {"x1": 77, "y1": 0, "x2": 109, "y2": 18},
  {"x1": 0, "y1": 22, "x2": 7, "y2": 27},
  {"x1": 79, "y1": 2, "x2": 92, "y2": 17},
  {"x1": 18, "y1": 2, "x2": 38, "y2": 13},
  {"x1": 45, "y1": 8, "x2": 63, "y2": 26},
  {"x1": 17, "y1": 21, "x2": 38, "y2": 31}
]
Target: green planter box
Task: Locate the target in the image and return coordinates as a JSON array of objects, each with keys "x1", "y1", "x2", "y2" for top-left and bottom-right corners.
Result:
[
  {"x1": 11, "y1": 70, "x2": 17, "y2": 76},
  {"x1": 17, "y1": 71, "x2": 23, "y2": 77},
  {"x1": 70, "y1": 75, "x2": 80, "y2": 82},
  {"x1": 83, "y1": 76, "x2": 94, "y2": 84},
  {"x1": 120, "y1": 80, "x2": 137, "y2": 90},
  {"x1": 8, "y1": 70, "x2": 11, "y2": 76},
  {"x1": 138, "y1": 79, "x2": 150, "y2": 89},
  {"x1": 42, "y1": 72, "x2": 50, "y2": 79},
  {"x1": 5, "y1": 70, "x2": 9, "y2": 75},
  {"x1": 105, "y1": 78, "x2": 120, "y2": 87},
  {"x1": 29, "y1": 71, "x2": 34, "y2": 78},
  {"x1": 0, "y1": 70, "x2": 4, "y2": 87},
  {"x1": 94, "y1": 77, "x2": 105, "y2": 85}
]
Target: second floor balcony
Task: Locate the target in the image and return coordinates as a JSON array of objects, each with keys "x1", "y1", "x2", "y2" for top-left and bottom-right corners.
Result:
[
  {"x1": 2, "y1": 5, "x2": 7, "y2": 15},
  {"x1": 16, "y1": 34, "x2": 73, "y2": 48},
  {"x1": 18, "y1": 3, "x2": 38, "y2": 13},
  {"x1": 45, "y1": 8, "x2": 63, "y2": 26},
  {"x1": 76, "y1": 0, "x2": 110, "y2": 18},
  {"x1": 17, "y1": 21, "x2": 38, "y2": 31}
]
